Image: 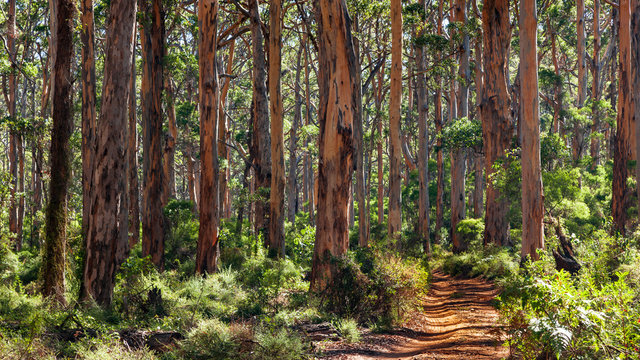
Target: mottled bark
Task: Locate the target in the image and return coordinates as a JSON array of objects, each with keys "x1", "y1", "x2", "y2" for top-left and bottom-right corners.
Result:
[
  {"x1": 83, "y1": 0, "x2": 137, "y2": 306},
  {"x1": 310, "y1": 0, "x2": 357, "y2": 291},
  {"x1": 612, "y1": 0, "x2": 633, "y2": 235},
  {"x1": 140, "y1": 0, "x2": 165, "y2": 268},
  {"x1": 81, "y1": 0, "x2": 97, "y2": 246},
  {"x1": 196, "y1": 0, "x2": 220, "y2": 274},
  {"x1": 388, "y1": 0, "x2": 403, "y2": 239},
  {"x1": 269, "y1": 0, "x2": 285, "y2": 257},
  {"x1": 520, "y1": 0, "x2": 544, "y2": 261},
  {"x1": 481, "y1": 0, "x2": 512, "y2": 246},
  {"x1": 249, "y1": 0, "x2": 271, "y2": 245},
  {"x1": 42, "y1": 0, "x2": 76, "y2": 305}
]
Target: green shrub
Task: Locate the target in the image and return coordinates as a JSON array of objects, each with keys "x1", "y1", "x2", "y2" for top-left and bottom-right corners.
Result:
[
  {"x1": 180, "y1": 319, "x2": 239, "y2": 360},
  {"x1": 253, "y1": 328, "x2": 307, "y2": 360},
  {"x1": 499, "y1": 259, "x2": 640, "y2": 359},
  {"x1": 74, "y1": 337, "x2": 156, "y2": 360},
  {"x1": 334, "y1": 318, "x2": 360, "y2": 343},
  {"x1": 322, "y1": 249, "x2": 429, "y2": 325}
]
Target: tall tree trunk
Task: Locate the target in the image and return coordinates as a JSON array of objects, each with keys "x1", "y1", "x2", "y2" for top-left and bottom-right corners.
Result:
[
  {"x1": 42, "y1": 0, "x2": 76, "y2": 304},
  {"x1": 311, "y1": 0, "x2": 357, "y2": 291},
  {"x1": 451, "y1": 0, "x2": 469, "y2": 253},
  {"x1": 129, "y1": 39, "x2": 140, "y2": 248},
  {"x1": 590, "y1": 0, "x2": 601, "y2": 168},
  {"x1": 354, "y1": 18, "x2": 370, "y2": 247},
  {"x1": 196, "y1": 0, "x2": 220, "y2": 274},
  {"x1": 376, "y1": 72, "x2": 385, "y2": 225},
  {"x1": 8, "y1": 0, "x2": 19, "y2": 247},
  {"x1": 434, "y1": 0, "x2": 444, "y2": 243},
  {"x1": 520, "y1": 0, "x2": 544, "y2": 261},
  {"x1": 303, "y1": 39, "x2": 315, "y2": 224},
  {"x1": 140, "y1": 0, "x2": 165, "y2": 268},
  {"x1": 249, "y1": 0, "x2": 271, "y2": 245},
  {"x1": 548, "y1": 21, "x2": 563, "y2": 136},
  {"x1": 81, "y1": 0, "x2": 97, "y2": 247},
  {"x1": 388, "y1": 0, "x2": 403, "y2": 239},
  {"x1": 613, "y1": 0, "x2": 633, "y2": 235},
  {"x1": 162, "y1": 78, "x2": 178, "y2": 206},
  {"x1": 288, "y1": 47, "x2": 303, "y2": 225},
  {"x1": 219, "y1": 40, "x2": 235, "y2": 219},
  {"x1": 83, "y1": 0, "x2": 137, "y2": 305},
  {"x1": 473, "y1": 25, "x2": 484, "y2": 218},
  {"x1": 481, "y1": 0, "x2": 512, "y2": 247},
  {"x1": 634, "y1": 0, "x2": 640, "y2": 207},
  {"x1": 416, "y1": 0, "x2": 430, "y2": 253},
  {"x1": 573, "y1": 0, "x2": 587, "y2": 163},
  {"x1": 269, "y1": 0, "x2": 285, "y2": 257}
]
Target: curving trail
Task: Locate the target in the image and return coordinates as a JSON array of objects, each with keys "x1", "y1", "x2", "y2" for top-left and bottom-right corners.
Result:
[{"x1": 320, "y1": 271, "x2": 508, "y2": 359}]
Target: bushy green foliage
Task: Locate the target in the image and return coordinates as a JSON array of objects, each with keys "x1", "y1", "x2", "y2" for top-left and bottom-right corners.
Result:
[
  {"x1": 438, "y1": 245, "x2": 519, "y2": 280},
  {"x1": 499, "y1": 257, "x2": 640, "y2": 359},
  {"x1": 322, "y1": 248, "x2": 428, "y2": 325},
  {"x1": 74, "y1": 336, "x2": 156, "y2": 360},
  {"x1": 334, "y1": 318, "x2": 361, "y2": 343},
  {"x1": 253, "y1": 327, "x2": 308, "y2": 360},
  {"x1": 180, "y1": 319, "x2": 239, "y2": 360}
]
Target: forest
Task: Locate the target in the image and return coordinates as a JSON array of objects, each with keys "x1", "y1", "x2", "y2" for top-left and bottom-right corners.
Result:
[{"x1": 0, "y1": 0, "x2": 639, "y2": 358}]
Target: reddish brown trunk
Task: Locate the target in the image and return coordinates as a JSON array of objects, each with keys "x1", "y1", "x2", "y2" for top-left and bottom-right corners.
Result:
[
  {"x1": 520, "y1": 0, "x2": 544, "y2": 260},
  {"x1": 196, "y1": 0, "x2": 220, "y2": 274},
  {"x1": 42, "y1": 0, "x2": 76, "y2": 304},
  {"x1": 83, "y1": 0, "x2": 137, "y2": 305},
  {"x1": 140, "y1": 0, "x2": 165, "y2": 268},
  {"x1": 481, "y1": 0, "x2": 512, "y2": 246},
  {"x1": 416, "y1": 5, "x2": 430, "y2": 252},
  {"x1": 388, "y1": 0, "x2": 403, "y2": 239},
  {"x1": 311, "y1": 0, "x2": 357, "y2": 291},
  {"x1": 612, "y1": 0, "x2": 633, "y2": 235}
]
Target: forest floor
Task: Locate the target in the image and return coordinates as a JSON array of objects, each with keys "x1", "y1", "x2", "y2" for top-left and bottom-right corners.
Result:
[{"x1": 316, "y1": 271, "x2": 509, "y2": 359}]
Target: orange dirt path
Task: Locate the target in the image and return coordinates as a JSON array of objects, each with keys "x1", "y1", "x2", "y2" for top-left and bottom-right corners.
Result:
[{"x1": 319, "y1": 271, "x2": 508, "y2": 359}]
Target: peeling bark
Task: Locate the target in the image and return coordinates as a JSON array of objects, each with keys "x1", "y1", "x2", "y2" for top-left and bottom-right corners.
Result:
[
  {"x1": 388, "y1": 0, "x2": 403, "y2": 239},
  {"x1": 520, "y1": 0, "x2": 544, "y2": 261},
  {"x1": 83, "y1": 0, "x2": 137, "y2": 306},
  {"x1": 310, "y1": 0, "x2": 357, "y2": 291},
  {"x1": 196, "y1": 0, "x2": 220, "y2": 274},
  {"x1": 481, "y1": 0, "x2": 512, "y2": 247}
]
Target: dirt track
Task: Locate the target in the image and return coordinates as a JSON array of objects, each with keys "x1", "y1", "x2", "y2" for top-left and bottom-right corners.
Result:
[{"x1": 319, "y1": 271, "x2": 509, "y2": 359}]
